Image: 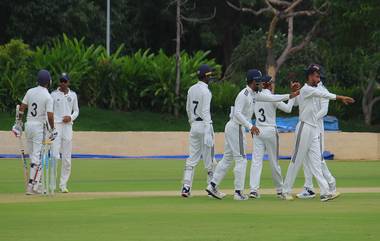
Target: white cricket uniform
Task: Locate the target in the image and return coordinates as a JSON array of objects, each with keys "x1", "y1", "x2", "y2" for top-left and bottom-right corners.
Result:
[
  {"x1": 51, "y1": 88, "x2": 79, "y2": 189},
  {"x1": 211, "y1": 86, "x2": 290, "y2": 191},
  {"x1": 22, "y1": 86, "x2": 53, "y2": 181},
  {"x1": 302, "y1": 82, "x2": 336, "y2": 190},
  {"x1": 283, "y1": 84, "x2": 337, "y2": 196},
  {"x1": 182, "y1": 81, "x2": 215, "y2": 188},
  {"x1": 249, "y1": 89, "x2": 295, "y2": 193}
]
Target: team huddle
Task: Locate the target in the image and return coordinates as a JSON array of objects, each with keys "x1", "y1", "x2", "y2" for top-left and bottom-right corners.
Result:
[
  {"x1": 181, "y1": 64, "x2": 355, "y2": 202},
  {"x1": 12, "y1": 70, "x2": 78, "y2": 195}
]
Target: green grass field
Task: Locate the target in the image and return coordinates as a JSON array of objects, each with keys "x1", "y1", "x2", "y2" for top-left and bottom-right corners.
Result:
[{"x1": 0, "y1": 159, "x2": 380, "y2": 241}]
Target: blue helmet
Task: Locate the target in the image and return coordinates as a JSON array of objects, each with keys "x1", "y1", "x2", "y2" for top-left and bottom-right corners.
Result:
[
  {"x1": 37, "y1": 69, "x2": 52, "y2": 86},
  {"x1": 197, "y1": 64, "x2": 214, "y2": 79},
  {"x1": 246, "y1": 69, "x2": 271, "y2": 83}
]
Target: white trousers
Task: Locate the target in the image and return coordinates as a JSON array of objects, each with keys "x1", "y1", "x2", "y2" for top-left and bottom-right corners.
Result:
[
  {"x1": 283, "y1": 122, "x2": 331, "y2": 196},
  {"x1": 303, "y1": 131, "x2": 335, "y2": 190},
  {"x1": 51, "y1": 123, "x2": 73, "y2": 189},
  {"x1": 250, "y1": 126, "x2": 283, "y2": 193},
  {"x1": 211, "y1": 120, "x2": 247, "y2": 191},
  {"x1": 25, "y1": 121, "x2": 44, "y2": 182},
  {"x1": 182, "y1": 122, "x2": 215, "y2": 188}
]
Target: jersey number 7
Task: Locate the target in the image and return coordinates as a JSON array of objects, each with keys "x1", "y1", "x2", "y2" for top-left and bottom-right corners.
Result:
[{"x1": 193, "y1": 101, "x2": 199, "y2": 115}]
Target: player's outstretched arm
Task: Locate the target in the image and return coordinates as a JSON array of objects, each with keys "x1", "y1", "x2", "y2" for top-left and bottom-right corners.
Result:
[
  {"x1": 336, "y1": 95, "x2": 355, "y2": 105},
  {"x1": 277, "y1": 98, "x2": 295, "y2": 113}
]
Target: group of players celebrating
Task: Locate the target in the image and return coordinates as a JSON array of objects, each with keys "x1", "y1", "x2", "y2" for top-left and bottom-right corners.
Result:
[
  {"x1": 12, "y1": 70, "x2": 79, "y2": 195},
  {"x1": 10, "y1": 64, "x2": 354, "y2": 201},
  {"x1": 181, "y1": 64, "x2": 355, "y2": 202}
]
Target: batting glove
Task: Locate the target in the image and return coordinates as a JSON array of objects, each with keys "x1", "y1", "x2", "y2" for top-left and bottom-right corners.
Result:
[
  {"x1": 48, "y1": 128, "x2": 58, "y2": 141},
  {"x1": 11, "y1": 120, "x2": 23, "y2": 137}
]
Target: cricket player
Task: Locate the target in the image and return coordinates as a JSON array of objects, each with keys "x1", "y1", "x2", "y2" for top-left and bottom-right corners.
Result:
[
  {"x1": 206, "y1": 69, "x2": 299, "y2": 201},
  {"x1": 12, "y1": 69, "x2": 58, "y2": 195},
  {"x1": 282, "y1": 64, "x2": 354, "y2": 202},
  {"x1": 249, "y1": 77, "x2": 296, "y2": 199},
  {"x1": 51, "y1": 73, "x2": 79, "y2": 193},
  {"x1": 296, "y1": 70, "x2": 336, "y2": 199},
  {"x1": 181, "y1": 64, "x2": 216, "y2": 198}
]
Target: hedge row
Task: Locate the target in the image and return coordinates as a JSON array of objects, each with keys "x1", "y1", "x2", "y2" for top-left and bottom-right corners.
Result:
[
  {"x1": 0, "y1": 35, "x2": 226, "y2": 113},
  {"x1": 0, "y1": 35, "x2": 373, "y2": 121}
]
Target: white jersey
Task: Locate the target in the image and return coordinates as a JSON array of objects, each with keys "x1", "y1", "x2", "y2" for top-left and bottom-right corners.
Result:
[
  {"x1": 231, "y1": 86, "x2": 290, "y2": 129},
  {"x1": 22, "y1": 86, "x2": 53, "y2": 123},
  {"x1": 254, "y1": 89, "x2": 295, "y2": 127},
  {"x1": 51, "y1": 88, "x2": 79, "y2": 124},
  {"x1": 186, "y1": 81, "x2": 212, "y2": 124},
  {"x1": 299, "y1": 84, "x2": 336, "y2": 127},
  {"x1": 316, "y1": 82, "x2": 329, "y2": 131}
]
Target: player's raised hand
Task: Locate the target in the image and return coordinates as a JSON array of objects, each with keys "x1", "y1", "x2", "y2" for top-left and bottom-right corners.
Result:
[
  {"x1": 250, "y1": 126, "x2": 260, "y2": 137},
  {"x1": 337, "y1": 96, "x2": 355, "y2": 105},
  {"x1": 290, "y1": 81, "x2": 301, "y2": 92},
  {"x1": 290, "y1": 90, "x2": 300, "y2": 99}
]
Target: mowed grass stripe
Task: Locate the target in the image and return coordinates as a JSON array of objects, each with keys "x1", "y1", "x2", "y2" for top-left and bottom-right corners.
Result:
[{"x1": 0, "y1": 159, "x2": 379, "y2": 194}]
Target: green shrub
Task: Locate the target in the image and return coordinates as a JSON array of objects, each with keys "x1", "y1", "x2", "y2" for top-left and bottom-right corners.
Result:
[
  {"x1": 33, "y1": 34, "x2": 104, "y2": 91},
  {"x1": 0, "y1": 39, "x2": 34, "y2": 111}
]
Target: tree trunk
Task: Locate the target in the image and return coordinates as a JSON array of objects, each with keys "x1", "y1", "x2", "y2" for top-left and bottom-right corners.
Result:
[
  {"x1": 266, "y1": 15, "x2": 279, "y2": 90},
  {"x1": 174, "y1": 0, "x2": 181, "y2": 118}
]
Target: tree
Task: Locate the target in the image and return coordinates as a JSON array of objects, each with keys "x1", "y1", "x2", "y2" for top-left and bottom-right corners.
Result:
[
  {"x1": 226, "y1": 0, "x2": 329, "y2": 82},
  {"x1": 171, "y1": 0, "x2": 216, "y2": 117},
  {"x1": 356, "y1": 52, "x2": 380, "y2": 125}
]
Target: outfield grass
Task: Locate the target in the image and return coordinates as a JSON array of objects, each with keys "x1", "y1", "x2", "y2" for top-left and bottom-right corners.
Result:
[
  {"x1": 0, "y1": 159, "x2": 379, "y2": 241},
  {"x1": 1, "y1": 106, "x2": 379, "y2": 132},
  {"x1": 1, "y1": 194, "x2": 379, "y2": 241},
  {"x1": 1, "y1": 159, "x2": 380, "y2": 193}
]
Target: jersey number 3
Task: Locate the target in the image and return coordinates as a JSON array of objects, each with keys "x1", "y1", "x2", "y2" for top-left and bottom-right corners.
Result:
[
  {"x1": 258, "y1": 108, "x2": 266, "y2": 122},
  {"x1": 31, "y1": 103, "x2": 38, "y2": 117}
]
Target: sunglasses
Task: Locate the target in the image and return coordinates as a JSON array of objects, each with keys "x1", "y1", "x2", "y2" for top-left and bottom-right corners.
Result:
[{"x1": 60, "y1": 79, "x2": 68, "y2": 83}]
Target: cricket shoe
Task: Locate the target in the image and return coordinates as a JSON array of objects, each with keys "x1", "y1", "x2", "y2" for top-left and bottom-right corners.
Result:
[
  {"x1": 320, "y1": 194, "x2": 333, "y2": 202},
  {"x1": 26, "y1": 184, "x2": 38, "y2": 195},
  {"x1": 249, "y1": 191, "x2": 260, "y2": 199},
  {"x1": 329, "y1": 192, "x2": 341, "y2": 201},
  {"x1": 181, "y1": 186, "x2": 191, "y2": 198},
  {"x1": 282, "y1": 193, "x2": 294, "y2": 201},
  {"x1": 205, "y1": 183, "x2": 224, "y2": 200},
  {"x1": 60, "y1": 187, "x2": 69, "y2": 193},
  {"x1": 276, "y1": 192, "x2": 286, "y2": 200},
  {"x1": 234, "y1": 190, "x2": 248, "y2": 201},
  {"x1": 296, "y1": 188, "x2": 316, "y2": 199}
]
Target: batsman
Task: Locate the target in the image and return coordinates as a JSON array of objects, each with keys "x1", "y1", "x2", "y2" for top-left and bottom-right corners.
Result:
[{"x1": 12, "y1": 70, "x2": 58, "y2": 195}]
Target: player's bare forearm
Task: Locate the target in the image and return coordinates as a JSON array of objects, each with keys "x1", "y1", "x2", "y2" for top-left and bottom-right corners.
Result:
[
  {"x1": 18, "y1": 103, "x2": 27, "y2": 120},
  {"x1": 47, "y1": 112, "x2": 55, "y2": 129}
]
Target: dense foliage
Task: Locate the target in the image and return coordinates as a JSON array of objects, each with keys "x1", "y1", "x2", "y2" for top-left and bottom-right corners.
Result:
[
  {"x1": 0, "y1": 0, "x2": 379, "y2": 124},
  {"x1": 0, "y1": 36, "x2": 225, "y2": 114}
]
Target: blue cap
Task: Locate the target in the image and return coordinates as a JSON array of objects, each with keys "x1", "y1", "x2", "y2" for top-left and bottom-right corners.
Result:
[
  {"x1": 60, "y1": 72, "x2": 70, "y2": 82},
  {"x1": 261, "y1": 75, "x2": 272, "y2": 83},
  {"x1": 197, "y1": 64, "x2": 213, "y2": 78},
  {"x1": 37, "y1": 69, "x2": 52, "y2": 86},
  {"x1": 246, "y1": 69, "x2": 264, "y2": 82}
]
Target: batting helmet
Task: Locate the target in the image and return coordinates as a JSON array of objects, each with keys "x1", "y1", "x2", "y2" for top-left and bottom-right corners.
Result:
[{"x1": 37, "y1": 69, "x2": 52, "y2": 86}]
